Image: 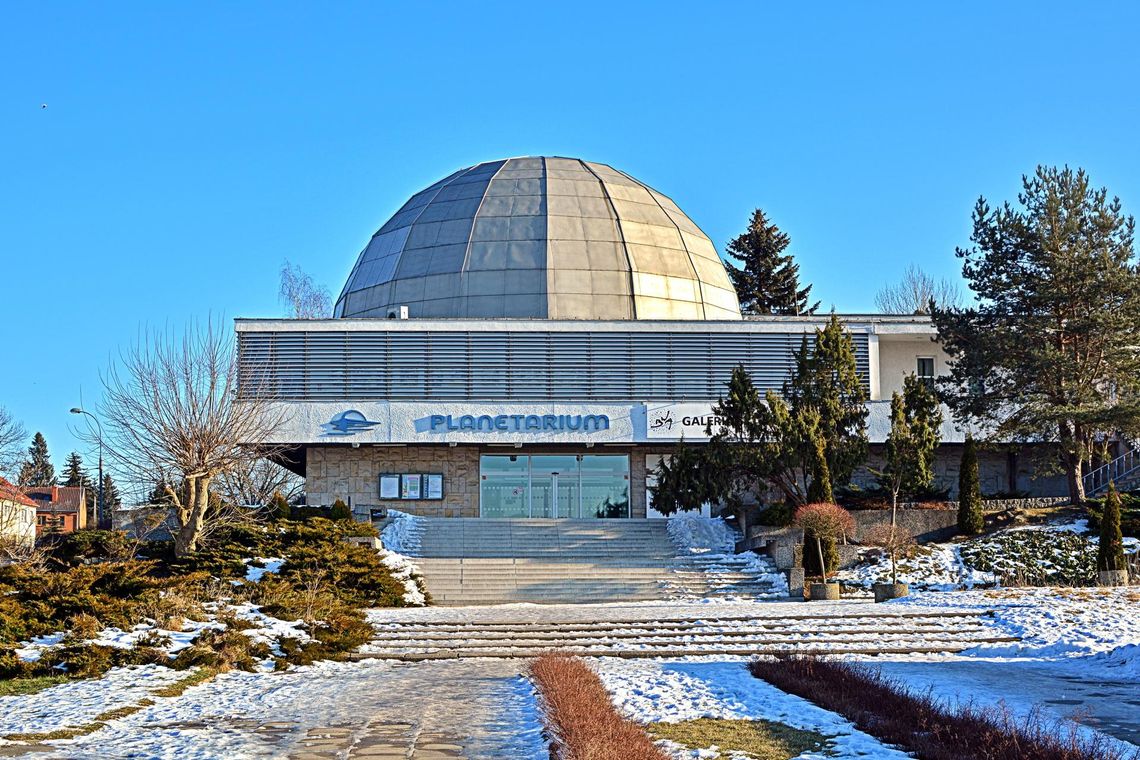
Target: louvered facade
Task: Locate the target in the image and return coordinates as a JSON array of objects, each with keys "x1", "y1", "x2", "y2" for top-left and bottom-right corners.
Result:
[{"x1": 237, "y1": 323, "x2": 869, "y2": 402}]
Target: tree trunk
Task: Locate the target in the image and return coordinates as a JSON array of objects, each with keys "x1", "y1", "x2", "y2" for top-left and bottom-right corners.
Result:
[
  {"x1": 890, "y1": 487, "x2": 899, "y2": 528},
  {"x1": 1059, "y1": 421, "x2": 1086, "y2": 504},
  {"x1": 173, "y1": 476, "x2": 211, "y2": 557},
  {"x1": 815, "y1": 536, "x2": 826, "y2": 581}
]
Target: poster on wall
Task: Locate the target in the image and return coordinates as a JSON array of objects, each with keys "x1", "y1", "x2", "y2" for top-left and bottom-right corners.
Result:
[
  {"x1": 379, "y1": 474, "x2": 400, "y2": 499},
  {"x1": 401, "y1": 474, "x2": 422, "y2": 499},
  {"x1": 424, "y1": 473, "x2": 443, "y2": 500}
]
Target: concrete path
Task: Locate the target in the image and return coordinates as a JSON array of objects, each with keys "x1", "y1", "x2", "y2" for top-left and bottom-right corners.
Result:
[
  {"x1": 20, "y1": 659, "x2": 547, "y2": 759},
  {"x1": 875, "y1": 659, "x2": 1140, "y2": 748}
]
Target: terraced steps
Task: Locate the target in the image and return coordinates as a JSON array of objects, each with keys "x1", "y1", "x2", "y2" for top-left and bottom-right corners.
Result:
[
  {"x1": 408, "y1": 517, "x2": 787, "y2": 605},
  {"x1": 359, "y1": 607, "x2": 1010, "y2": 661}
]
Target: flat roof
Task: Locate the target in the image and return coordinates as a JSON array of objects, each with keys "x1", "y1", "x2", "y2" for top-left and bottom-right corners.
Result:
[{"x1": 235, "y1": 314, "x2": 937, "y2": 336}]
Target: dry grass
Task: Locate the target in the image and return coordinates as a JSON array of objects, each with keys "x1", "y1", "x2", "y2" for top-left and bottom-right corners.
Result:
[
  {"x1": 0, "y1": 674, "x2": 69, "y2": 697},
  {"x1": 530, "y1": 653, "x2": 670, "y2": 760},
  {"x1": 750, "y1": 657, "x2": 1138, "y2": 760},
  {"x1": 647, "y1": 718, "x2": 828, "y2": 760}
]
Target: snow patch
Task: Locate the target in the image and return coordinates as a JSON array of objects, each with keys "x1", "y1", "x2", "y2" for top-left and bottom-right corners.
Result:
[
  {"x1": 667, "y1": 512, "x2": 736, "y2": 555},
  {"x1": 244, "y1": 556, "x2": 285, "y2": 582},
  {"x1": 380, "y1": 510, "x2": 424, "y2": 555}
]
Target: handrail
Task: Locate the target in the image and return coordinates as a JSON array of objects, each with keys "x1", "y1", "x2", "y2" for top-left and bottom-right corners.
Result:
[{"x1": 1084, "y1": 446, "x2": 1140, "y2": 497}]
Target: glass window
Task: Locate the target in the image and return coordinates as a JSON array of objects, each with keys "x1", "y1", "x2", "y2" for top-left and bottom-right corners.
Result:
[
  {"x1": 480, "y1": 455, "x2": 529, "y2": 518},
  {"x1": 916, "y1": 357, "x2": 935, "y2": 384},
  {"x1": 581, "y1": 455, "x2": 630, "y2": 518},
  {"x1": 530, "y1": 455, "x2": 580, "y2": 518}
]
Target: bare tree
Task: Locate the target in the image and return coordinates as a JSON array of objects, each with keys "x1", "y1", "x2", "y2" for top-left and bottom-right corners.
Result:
[
  {"x1": 215, "y1": 457, "x2": 302, "y2": 508},
  {"x1": 0, "y1": 407, "x2": 26, "y2": 479},
  {"x1": 279, "y1": 261, "x2": 332, "y2": 319},
  {"x1": 94, "y1": 319, "x2": 289, "y2": 556},
  {"x1": 874, "y1": 264, "x2": 962, "y2": 314}
]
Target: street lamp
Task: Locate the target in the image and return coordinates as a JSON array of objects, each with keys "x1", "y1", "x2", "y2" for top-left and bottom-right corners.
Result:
[{"x1": 70, "y1": 408, "x2": 105, "y2": 529}]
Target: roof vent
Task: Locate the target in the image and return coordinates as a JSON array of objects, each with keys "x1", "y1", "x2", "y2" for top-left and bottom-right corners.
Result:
[{"x1": 386, "y1": 305, "x2": 409, "y2": 320}]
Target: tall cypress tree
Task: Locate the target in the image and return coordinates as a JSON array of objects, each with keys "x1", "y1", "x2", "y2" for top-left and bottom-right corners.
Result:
[
  {"x1": 17, "y1": 432, "x2": 55, "y2": 487},
  {"x1": 957, "y1": 435, "x2": 984, "y2": 535},
  {"x1": 726, "y1": 209, "x2": 819, "y2": 315},
  {"x1": 1098, "y1": 483, "x2": 1126, "y2": 575}
]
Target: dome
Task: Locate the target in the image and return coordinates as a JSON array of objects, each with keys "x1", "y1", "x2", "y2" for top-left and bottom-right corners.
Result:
[{"x1": 334, "y1": 157, "x2": 742, "y2": 320}]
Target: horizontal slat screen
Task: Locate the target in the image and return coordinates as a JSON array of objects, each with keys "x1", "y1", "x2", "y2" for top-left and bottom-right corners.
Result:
[{"x1": 237, "y1": 330, "x2": 870, "y2": 401}]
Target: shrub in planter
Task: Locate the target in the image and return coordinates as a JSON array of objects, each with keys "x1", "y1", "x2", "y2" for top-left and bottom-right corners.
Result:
[{"x1": 794, "y1": 503, "x2": 855, "y2": 598}]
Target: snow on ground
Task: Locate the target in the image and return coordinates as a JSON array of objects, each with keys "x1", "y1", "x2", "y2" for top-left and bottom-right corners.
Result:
[
  {"x1": 380, "y1": 510, "x2": 424, "y2": 554},
  {"x1": 838, "y1": 542, "x2": 994, "y2": 591},
  {"x1": 379, "y1": 510, "x2": 428, "y2": 605},
  {"x1": 840, "y1": 518, "x2": 1139, "y2": 591},
  {"x1": 595, "y1": 658, "x2": 911, "y2": 759},
  {"x1": 667, "y1": 512, "x2": 736, "y2": 554},
  {"x1": 0, "y1": 664, "x2": 189, "y2": 736},
  {"x1": 665, "y1": 513, "x2": 790, "y2": 599},
  {"x1": 242, "y1": 557, "x2": 284, "y2": 582},
  {"x1": 890, "y1": 586, "x2": 1140, "y2": 660}
]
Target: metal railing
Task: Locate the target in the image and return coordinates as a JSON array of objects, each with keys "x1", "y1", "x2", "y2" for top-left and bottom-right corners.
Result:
[{"x1": 1084, "y1": 446, "x2": 1140, "y2": 497}]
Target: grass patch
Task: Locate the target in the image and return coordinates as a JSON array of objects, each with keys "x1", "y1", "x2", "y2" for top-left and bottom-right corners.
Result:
[
  {"x1": 531, "y1": 653, "x2": 670, "y2": 760},
  {"x1": 0, "y1": 674, "x2": 70, "y2": 697},
  {"x1": 749, "y1": 657, "x2": 1137, "y2": 760},
  {"x1": 150, "y1": 667, "x2": 217, "y2": 698},
  {"x1": 647, "y1": 718, "x2": 828, "y2": 760}
]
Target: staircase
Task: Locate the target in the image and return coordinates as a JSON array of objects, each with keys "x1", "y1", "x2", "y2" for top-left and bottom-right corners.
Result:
[
  {"x1": 1085, "y1": 445, "x2": 1140, "y2": 496},
  {"x1": 410, "y1": 518, "x2": 786, "y2": 606},
  {"x1": 357, "y1": 607, "x2": 1016, "y2": 661}
]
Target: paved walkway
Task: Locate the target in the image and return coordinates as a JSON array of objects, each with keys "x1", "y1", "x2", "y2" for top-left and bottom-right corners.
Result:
[
  {"x1": 22, "y1": 659, "x2": 547, "y2": 759},
  {"x1": 876, "y1": 659, "x2": 1140, "y2": 747}
]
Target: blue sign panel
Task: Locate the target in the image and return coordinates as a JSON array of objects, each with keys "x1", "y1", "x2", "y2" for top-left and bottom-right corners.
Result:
[{"x1": 428, "y1": 414, "x2": 610, "y2": 433}]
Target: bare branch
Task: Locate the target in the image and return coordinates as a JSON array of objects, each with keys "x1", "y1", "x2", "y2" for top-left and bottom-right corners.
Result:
[
  {"x1": 90, "y1": 318, "x2": 290, "y2": 555},
  {"x1": 279, "y1": 261, "x2": 332, "y2": 319},
  {"x1": 875, "y1": 264, "x2": 963, "y2": 314},
  {"x1": 0, "y1": 408, "x2": 27, "y2": 480}
]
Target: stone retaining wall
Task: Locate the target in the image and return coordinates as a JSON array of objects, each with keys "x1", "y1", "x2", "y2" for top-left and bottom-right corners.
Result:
[{"x1": 850, "y1": 508, "x2": 960, "y2": 543}]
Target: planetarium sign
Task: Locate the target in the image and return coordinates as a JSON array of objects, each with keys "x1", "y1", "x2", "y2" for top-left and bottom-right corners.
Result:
[{"x1": 427, "y1": 413, "x2": 611, "y2": 433}]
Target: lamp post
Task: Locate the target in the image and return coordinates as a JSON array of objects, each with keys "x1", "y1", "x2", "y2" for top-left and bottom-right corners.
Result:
[{"x1": 70, "y1": 408, "x2": 105, "y2": 529}]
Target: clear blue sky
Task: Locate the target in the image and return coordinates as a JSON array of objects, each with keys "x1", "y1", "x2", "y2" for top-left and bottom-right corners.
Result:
[{"x1": 2, "y1": 2, "x2": 1139, "y2": 480}]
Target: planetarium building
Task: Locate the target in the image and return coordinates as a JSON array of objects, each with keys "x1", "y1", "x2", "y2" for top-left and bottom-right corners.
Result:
[{"x1": 237, "y1": 157, "x2": 1057, "y2": 519}]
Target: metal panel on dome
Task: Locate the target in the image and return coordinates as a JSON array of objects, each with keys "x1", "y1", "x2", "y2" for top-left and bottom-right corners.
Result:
[{"x1": 333, "y1": 156, "x2": 742, "y2": 320}]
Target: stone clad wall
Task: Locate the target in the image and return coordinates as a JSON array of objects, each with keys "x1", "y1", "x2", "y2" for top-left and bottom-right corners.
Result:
[{"x1": 306, "y1": 445, "x2": 480, "y2": 518}]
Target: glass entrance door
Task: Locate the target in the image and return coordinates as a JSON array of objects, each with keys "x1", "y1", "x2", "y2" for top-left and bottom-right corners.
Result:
[
  {"x1": 530, "y1": 455, "x2": 579, "y2": 518},
  {"x1": 479, "y1": 454, "x2": 629, "y2": 518}
]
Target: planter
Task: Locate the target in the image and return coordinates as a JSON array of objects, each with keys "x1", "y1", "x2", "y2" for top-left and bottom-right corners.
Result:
[
  {"x1": 873, "y1": 582, "x2": 910, "y2": 603},
  {"x1": 1098, "y1": 569, "x2": 1130, "y2": 587},
  {"x1": 809, "y1": 582, "x2": 841, "y2": 601}
]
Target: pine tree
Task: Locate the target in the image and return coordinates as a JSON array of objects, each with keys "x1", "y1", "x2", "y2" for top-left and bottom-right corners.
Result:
[
  {"x1": 17, "y1": 432, "x2": 55, "y2": 487},
  {"x1": 933, "y1": 166, "x2": 1140, "y2": 503},
  {"x1": 1098, "y1": 483, "x2": 1126, "y2": 575},
  {"x1": 785, "y1": 313, "x2": 869, "y2": 488},
  {"x1": 102, "y1": 474, "x2": 122, "y2": 510},
  {"x1": 726, "y1": 209, "x2": 819, "y2": 315},
  {"x1": 957, "y1": 435, "x2": 984, "y2": 535}
]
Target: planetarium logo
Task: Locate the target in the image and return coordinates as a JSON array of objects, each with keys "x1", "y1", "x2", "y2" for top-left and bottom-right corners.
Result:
[{"x1": 320, "y1": 410, "x2": 381, "y2": 437}]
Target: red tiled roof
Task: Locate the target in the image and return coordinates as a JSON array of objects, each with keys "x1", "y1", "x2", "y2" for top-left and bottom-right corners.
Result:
[
  {"x1": 0, "y1": 477, "x2": 38, "y2": 508},
  {"x1": 24, "y1": 485, "x2": 86, "y2": 512}
]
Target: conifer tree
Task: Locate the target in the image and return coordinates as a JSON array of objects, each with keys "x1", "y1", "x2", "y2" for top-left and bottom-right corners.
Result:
[
  {"x1": 957, "y1": 434, "x2": 984, "y2": 535},
  {"x1": 1098, "y1": 483, "x2": 1126, "y2": 576},
  {"x1": 933, "y1": 166, "x2": 1140, "y2": 503},
  {"x1": 268, "y1": 490, "x2": 291, "y2": 521},
  {"x1": 17, "y1": 432, "x2": 55, "y2": 487},
  {"x1": 62, "y1": 451, "x2": 89, "y2": 488},
  {"x1": 726, "y1": 209, "x2": 819, "y2": 315},
  {"x1": 102, "y1": 474, "x2": 122, "y2": 510},
  {"x1": 878, "y1": 374, "x2": 943, "y2": 524}
]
